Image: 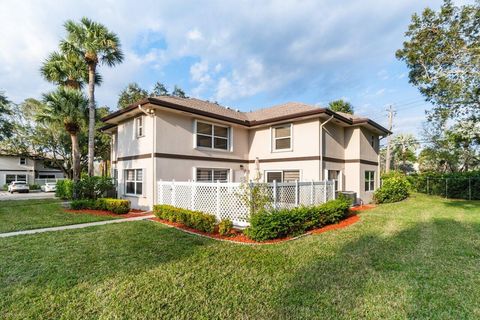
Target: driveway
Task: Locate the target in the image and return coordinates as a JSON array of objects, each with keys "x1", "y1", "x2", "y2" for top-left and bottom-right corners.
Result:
[{"x1": 0, "y1": 190, "x2": 56, "y2": 201}]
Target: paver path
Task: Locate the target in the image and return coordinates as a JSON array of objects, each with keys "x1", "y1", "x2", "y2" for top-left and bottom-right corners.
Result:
[{"x1": 0, "y1": 214, "x2": 155, "y2": 238}]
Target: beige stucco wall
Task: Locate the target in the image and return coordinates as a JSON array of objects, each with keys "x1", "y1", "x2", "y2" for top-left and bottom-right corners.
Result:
[
  {"x1": 155, "y1": 110, "x2": 249, "y2": 160},
  {"x1": 248, "y1": 119, "x2": 320, "y2": 160},
  {"x1": 111, "y1": 109, "x2": 383, "y2": 209}
]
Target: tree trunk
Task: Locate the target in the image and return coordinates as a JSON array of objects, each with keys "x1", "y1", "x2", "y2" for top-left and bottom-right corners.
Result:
[
  {"x1": 87, "y1": 63, "x2": 96, "y2": 176},
  {"x1": 71, "y1": 133, "x2": 81, "y2": 181}
]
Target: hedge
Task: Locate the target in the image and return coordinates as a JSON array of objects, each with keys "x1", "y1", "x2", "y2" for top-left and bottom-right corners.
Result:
[
  {"x1": 153, "y1": 205, "x2": 216, "y2": 233},
  {"x1": 244, "y1": 197, "x2": 351, "y2": 241},
  {"x1": 374, "y1": 172, "x2": 410, "y2": 204},
  {"x1": 70, "y1": 198, "x2": 131, "y2": 214}
]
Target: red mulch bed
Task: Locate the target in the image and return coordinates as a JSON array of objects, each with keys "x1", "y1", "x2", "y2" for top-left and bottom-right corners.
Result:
[
  {"x1": 149, "y1": 213, "x2": 360, "y2": 244},
  {"x1": 350, "y1": 204, "x2": 376, "y2": 211},
  {"x1": 310, "y1": 214, "x2": 360, "y2": 234},
  {"x1": 65, "y1": 209, "x2": 148, "y2": 218}
]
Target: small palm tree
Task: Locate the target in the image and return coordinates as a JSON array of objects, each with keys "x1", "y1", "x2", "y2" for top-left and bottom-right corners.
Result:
[
  {"x1": 60, "y1": 17, "x2": 124, "y2": 176},
  {"x1": 40, "y1": 51, "x2": 102, "y2": 89},
  {"x1": 38, "y1": 88, "x2": 87, "y2": 181}
]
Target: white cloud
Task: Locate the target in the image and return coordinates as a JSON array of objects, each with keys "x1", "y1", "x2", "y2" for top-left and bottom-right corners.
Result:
[{"x1": 186, "y1": 29, "x2": 203, "y2": 41}]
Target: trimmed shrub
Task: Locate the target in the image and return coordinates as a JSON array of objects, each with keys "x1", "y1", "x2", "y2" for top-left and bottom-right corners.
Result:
[
  {"x1": 218, "y1": 219, "x2": 234, "y2": 236},
  {"x1": 70, "y1": 198, "x2": 130, "y2": 214},
  {"x1": 153, "y1": 205, "x2": 216, "y2": 233},
  {"x1": 245, "y1": 197, "x2": 351, "y2": 241},
  {"x1": 102, "y1": 198, "x2": 130, "y2": 214},
  {"x1": 374, "y1": 173, "x2": 410, "y2": 204},
  {"x1": 29, "y1": 184, "x2": 41, "y2": 190},
  {"x1": 70, "y1": 199, "x2": 96, "y2": 210},
  {"x1": 56, "y1": 179, "x2": 74, "y2": 200}
]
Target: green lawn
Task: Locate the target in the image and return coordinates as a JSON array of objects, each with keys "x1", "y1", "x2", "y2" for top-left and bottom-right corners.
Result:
[
  {"x1": 1, "y1": 193, "x2": 480, "y2": 319},
  {"x1": 0, "y1": 199, "x2": 116, "y2": 233}
]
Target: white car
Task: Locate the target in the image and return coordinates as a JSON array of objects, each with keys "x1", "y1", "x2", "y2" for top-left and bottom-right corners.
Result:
[
  {"x1": 41, "y1": 182, "x2": 57, "y2": 192},
  {"x1": 8, "y1": 181, "x2": 30, "y2": 193}
]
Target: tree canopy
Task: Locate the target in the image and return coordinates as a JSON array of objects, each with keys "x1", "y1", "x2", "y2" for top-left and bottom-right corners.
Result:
[
  {"x1": 0, "y1": 92, "x2": 13, "y2": 141},
  {"x1": 328, "y1": 99, "x2": 354, "y2": 114},
  {"x1": 117, "y1": 83, "x2": 149, "y2": 109},
  {"x1": 396, "y1": 0, "x2": 480, "y2": 123}
]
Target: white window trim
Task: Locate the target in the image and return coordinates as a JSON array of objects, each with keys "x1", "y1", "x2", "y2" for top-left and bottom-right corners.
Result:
[
  {"x1": 264, "y1": 170, "x2": 284, "y2": 183},
  {"x1": 271, "y1": 123, "x2": 293, "y2": 152},
  {"x1": 135, "y1": 116, "x2": 145, "y2": 139},
  {"x1": 193, "y1": 119, "x2": 232, "y2": 152},
  {"x1": 194, "y1": 167, "x2": 232, "y2": 182},
  {"x1": 365, "y1": 170, "x2": 375, "y2": 192},
  {"x1": 19, "y1": 157, "x2": 27, "y2": 165},
  {"x1": 124, "y1": 168, "x2": 145, "y2": 196}
]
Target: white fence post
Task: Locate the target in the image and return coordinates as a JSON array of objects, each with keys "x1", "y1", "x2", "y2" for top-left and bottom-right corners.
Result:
[
  {"x1": 159, "y1": 180, "x2": 163, "y2": 204},
  {"x1": 273, "y1": 180, "x2": 278, "y2": 210},
  {"x1": 216, "y1": 181, "x2": 221, "y2": 217},
  {"x1": 295, "y1": 180, "x2": 299, "y2": 206},
  {"x1": 191, "y1": 182, "x2": 196, "y2": 211},
  {"x1": 332, "y1": 181, "x2": 336, "y2": 200},
  {"x1": 310, "y1": 180, "x2": 314, "y2": 205},
  {"x1": 323, "y1": 180, "x2": 328, "y2": 203},
  {"x1": 171, "y1": 180, "x2": 176, "y2": 206}
]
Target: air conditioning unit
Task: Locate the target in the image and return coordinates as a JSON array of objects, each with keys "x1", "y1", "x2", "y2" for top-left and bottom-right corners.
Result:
[{"x1": 336, "y1": 191, "x2": 357, "y2": 206}]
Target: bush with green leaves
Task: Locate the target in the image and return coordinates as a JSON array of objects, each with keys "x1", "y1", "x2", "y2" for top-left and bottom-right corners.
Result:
[
  {"x1": 70, "y1": 198, "x2": 130, "y2": 214},
  {"x1": 29, "y1": 184, "x2": 41, "y2": 190},
  {"x1": 374, "y1": 173, "x2": 410, "y2": 204},
  {"x1": 153, "y1": 205, "x2": 216, "y2": 233},
  {"x1": 56, "y1": 179, "x2": 74, "y2": 199},
  {"x1": 218, "y1": 219, "x2": 233, "y2": 236},
  {"x1": 73, "y1": 176, "x2": 115, "y2": 200},
  {"x1": 245, "y1": 197, "x2": 351, "y2": 241}
]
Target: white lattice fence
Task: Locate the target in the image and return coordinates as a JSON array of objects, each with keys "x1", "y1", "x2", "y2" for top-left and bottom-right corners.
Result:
[{"x1": 158, "y1": 180, "x2": 335, "y2": 227}]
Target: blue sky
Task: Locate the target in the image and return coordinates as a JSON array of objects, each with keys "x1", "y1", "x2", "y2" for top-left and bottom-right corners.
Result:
[{"x1": 0, "y1": 0, "x2": 470, "y2": 136}]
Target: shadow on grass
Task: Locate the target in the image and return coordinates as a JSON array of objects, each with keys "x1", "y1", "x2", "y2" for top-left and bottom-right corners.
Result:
[
  {"x1": 273, "y1": 218, "x2": 480, "y2": 319},
  {"x1": 0, "y1": 221, "x2": 212, "y2": 290},
  {"x1": 442, "y1": 198, "x2": 480, "y2": 211}
]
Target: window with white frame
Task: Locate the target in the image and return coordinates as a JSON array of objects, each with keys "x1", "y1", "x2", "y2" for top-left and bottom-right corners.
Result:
[
  {"x1": 195, "y1": 121, "x2": 230, "y2": 150},
  {"x1": 196, "y1": 168, "x2": 229, "y2": 182},
  {"x1": 135, "y1": 116, "x2": 144, "y2": 138},
  {"x1": 125, "y1": 169, "x2": 143, "y2": 195},
  {"x1": 19, "y1": 157, "x2": 27, "y2": 165},
  {"x1": 265, "y1": 170, "x2": 300, "y2": 183},
  {"x1": 6, "y1": 174, "x2": 27, "y2": 184},
  {"x1": 272, "y1": 124, "x2": 292, "y2": 151},
  {"x1": 365, "y1": 171, "x2": 375, "y2": 191}
]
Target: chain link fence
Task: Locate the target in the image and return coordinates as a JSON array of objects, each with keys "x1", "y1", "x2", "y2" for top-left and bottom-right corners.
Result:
[{"x1": 413, "y1": 176, "x2": 480, "y2": 200}]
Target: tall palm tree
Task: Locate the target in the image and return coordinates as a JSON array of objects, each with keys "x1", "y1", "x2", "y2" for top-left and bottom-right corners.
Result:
[
  {"x1": 38, "y1": 88, "x2": 87, "y2": 181},
  {"x1": 40, "y1": 51, "x2": 102, "y2": 89},
  {"x1": 60, "y1": 17, "x2": 124, "y2": 176}
]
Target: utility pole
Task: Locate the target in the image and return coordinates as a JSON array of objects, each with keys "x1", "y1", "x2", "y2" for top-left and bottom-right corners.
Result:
[{"x1": 385, "y1": 105, "x2": 395, "y2": 173}]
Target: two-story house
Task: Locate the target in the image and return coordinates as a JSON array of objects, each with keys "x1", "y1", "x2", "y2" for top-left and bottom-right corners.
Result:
[
  {"x1": 101, "y1": 96, "x2": 391, "y2": 210},
  {"x1": 0, "y1": 155, "x2": 65, "y2": 187}
]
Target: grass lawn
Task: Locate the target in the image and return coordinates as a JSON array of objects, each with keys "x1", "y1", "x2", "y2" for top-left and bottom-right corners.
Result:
[
  {"x1": 0, "y1": 199, "x2": 117, "y2": 233},
  {"x1": 1, "y1": 193, "x2": 480, "y2": 319}
]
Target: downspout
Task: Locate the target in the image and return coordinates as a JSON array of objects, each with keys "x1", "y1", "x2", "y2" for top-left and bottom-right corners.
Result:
[
  {"x1": 319, "y1": 115, "x2": 334, "y2": 180},
  {"x1": 138, "y1": 105, "x2": 156, "y2": 209}
]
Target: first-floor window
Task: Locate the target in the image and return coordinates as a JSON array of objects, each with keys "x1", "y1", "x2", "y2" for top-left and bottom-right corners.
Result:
[
  {"x1": 365, "y1": 171, "x2": 375, "y2": 191},
  {"x1": 6, "y1": 174, "x2": 27, "y2": 184},
  {"x1": 38, "y1": 174, "x2": 55, "y2": 179},
  {"x1": 196, "y1": 168, "x2": 229, "y2": 182},
  {"x1": 125, "y1": 169, "x2": 143, "y2": 195},
  {"x1": 328, "y1": 170, "x2": 340, "y2": 191},
  {"x1": 265, "y1": 170, "x2": 300, "y2": 183}
]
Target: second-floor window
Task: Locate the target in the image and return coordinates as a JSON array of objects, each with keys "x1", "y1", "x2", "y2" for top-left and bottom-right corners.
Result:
[
  {"x1": 196, "y1": 121, "x2": 229, "y2": 151},
  {"x1": 272, "y1": 124, "x2": 292, "y2": 151},
  {"x1": 19, "y1": 157, "x2": 27, "y2": 165},
  {"x1": 135, "y1": 116, "x2": 144, "y2": 138}
]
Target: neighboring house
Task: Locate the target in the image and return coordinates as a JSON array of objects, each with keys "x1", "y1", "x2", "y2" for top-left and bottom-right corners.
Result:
[
  {"x1": 0, "y1": 155, "x2": 65, "y2": 186},
  {"x1": 101, "y1": 96, "x2": 391, "y2": 210}
]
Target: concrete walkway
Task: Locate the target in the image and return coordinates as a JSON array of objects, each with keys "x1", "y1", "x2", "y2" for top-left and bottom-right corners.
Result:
[{"x1": 0, "y1": 214, "x2": 155, "y2": 238}]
